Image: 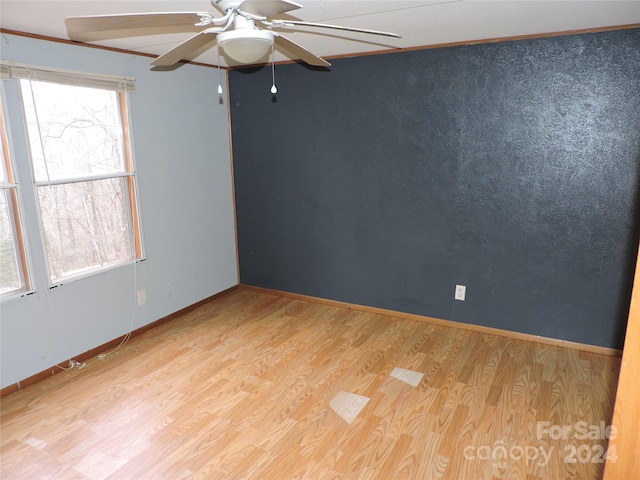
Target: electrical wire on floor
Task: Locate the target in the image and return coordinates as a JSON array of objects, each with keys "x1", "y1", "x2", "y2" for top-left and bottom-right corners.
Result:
[{"x1": 55, "y1": 360, "x2": 87, "y2": 371}]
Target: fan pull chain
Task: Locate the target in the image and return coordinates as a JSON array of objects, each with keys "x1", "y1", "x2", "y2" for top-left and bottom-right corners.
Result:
[
  {"x1": 270, "y1": 44, "x2": 277, "y2": 94},
  {"x1": 217, "y1": 46, "x2": 223, "y2": 95}
]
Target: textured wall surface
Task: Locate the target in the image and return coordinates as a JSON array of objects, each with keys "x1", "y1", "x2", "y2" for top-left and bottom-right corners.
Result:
[{"x1": 230, "y1": 29, "x2": 640, "y2": 349}]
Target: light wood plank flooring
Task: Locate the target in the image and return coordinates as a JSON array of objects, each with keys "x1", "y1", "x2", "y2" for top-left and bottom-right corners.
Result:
[{"x1": 0, "y1": 289, "x2": 621, "y2": 479}]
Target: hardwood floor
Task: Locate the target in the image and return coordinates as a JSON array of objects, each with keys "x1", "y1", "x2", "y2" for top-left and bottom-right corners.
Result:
[{"x1": 0, "y1": 289, "x2": 621, "y2": 479}]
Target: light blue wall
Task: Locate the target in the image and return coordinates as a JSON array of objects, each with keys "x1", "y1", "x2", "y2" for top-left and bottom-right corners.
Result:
[{"x1": 0, "y1": 34, "x2": 238, "y2": 388}]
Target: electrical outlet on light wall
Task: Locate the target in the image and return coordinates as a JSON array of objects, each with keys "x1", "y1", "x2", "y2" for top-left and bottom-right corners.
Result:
[
  {"x1": 137, "y1": 290, "x2": 147, "y2": 305},
  {"x1": 455, "y1": 285, "x2": 466, "y2": 301}
]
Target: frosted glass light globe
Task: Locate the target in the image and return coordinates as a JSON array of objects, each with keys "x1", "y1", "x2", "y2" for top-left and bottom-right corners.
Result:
[{"x1": 218, "y1": 29, "x2": 274, "y2": 64}]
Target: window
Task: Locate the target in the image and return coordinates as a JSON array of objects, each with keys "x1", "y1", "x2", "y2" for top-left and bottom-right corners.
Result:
[
  {"x1": 0, "y1": 99, "x2": 30, "y2": 297},
  {"x1": 19, "y1": 79, "x2": 142, "y2": 285}
]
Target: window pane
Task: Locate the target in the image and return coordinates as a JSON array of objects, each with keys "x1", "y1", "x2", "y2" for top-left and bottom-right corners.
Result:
[
  {"x1": 0, "y1": 138, "x2": 6, "y2": 183},
  {"x1": 38, "y1": 178, "x2": 132, "y2": 282},
  {"x1": 0, "y1": 189, "x2": 21, "y2": 293},
  {"x1": 20, "y1": 80, "x2": 125, "y2": 181}
]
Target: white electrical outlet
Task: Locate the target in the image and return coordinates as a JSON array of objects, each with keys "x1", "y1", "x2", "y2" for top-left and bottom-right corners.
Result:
[
  {"x1": 455, "y1": 285, "x2": 466, "y2": 301},
  {"x1": 137, "y1": 289, "x2": 147, "y2": 305}
]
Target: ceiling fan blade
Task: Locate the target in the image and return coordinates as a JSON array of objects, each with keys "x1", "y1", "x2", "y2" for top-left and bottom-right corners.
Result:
[
  {"x1": 273, "y1": 32, "x2": 330, "y2": 68},
  {"x1": 66, "y1": 12, "x2": 216, "y2": 37},
  {"x1": 236, "y1": 0, "x2": 302, "y2": 18},
  {"x1": 150, "y1": 30, "x2": 220, "y2": 66},
  {"x1": 270, "y1": 19, "x2": 401, "y2": 38}
]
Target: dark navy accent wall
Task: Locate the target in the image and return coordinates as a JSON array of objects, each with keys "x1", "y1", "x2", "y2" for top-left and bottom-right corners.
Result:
[{"x1": 230, "y1": 29, "x2": 640, "y2": 349}]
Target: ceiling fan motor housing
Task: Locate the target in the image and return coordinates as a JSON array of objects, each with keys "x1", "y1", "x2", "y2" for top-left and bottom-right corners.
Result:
[{"x1": 215, "y1": 0, "x2": 245, "y2": 12}]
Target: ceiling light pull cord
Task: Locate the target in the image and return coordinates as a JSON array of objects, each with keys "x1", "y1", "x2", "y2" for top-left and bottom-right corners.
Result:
[
  {"x1": 217, "y1": 46, "x2": 223, "y2": 95},
  {"x1": 270, "y1": 44, "x2": 277, "y2": 95}
]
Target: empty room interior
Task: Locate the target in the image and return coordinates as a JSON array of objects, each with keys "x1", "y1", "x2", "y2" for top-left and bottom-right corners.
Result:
[{"x1": 0, "y1": 1, "x2": 639, "y2": 478}]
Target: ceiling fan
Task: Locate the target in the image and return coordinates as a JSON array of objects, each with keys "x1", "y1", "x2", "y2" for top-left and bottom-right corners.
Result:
[{"x1": 65, "y1": 0, "x2": 401, "y2": 68}]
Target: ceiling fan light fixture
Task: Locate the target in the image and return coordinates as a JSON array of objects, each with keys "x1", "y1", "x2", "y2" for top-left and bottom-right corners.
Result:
[{"x1": 218, "y1": 29, "x2": 274, "y2": 64}]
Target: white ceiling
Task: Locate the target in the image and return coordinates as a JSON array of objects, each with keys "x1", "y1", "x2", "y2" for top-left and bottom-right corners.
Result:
[{"x1": 1, "y1": 1, "x2": 638, "y2": 68}]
